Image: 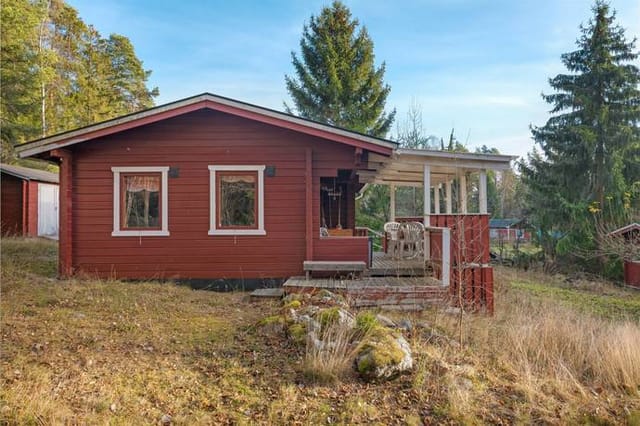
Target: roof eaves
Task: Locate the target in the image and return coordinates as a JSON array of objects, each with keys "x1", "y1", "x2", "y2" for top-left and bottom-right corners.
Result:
[
  {"x1": 16, "y1": 92, "x2": 397, "y2": 158},
  {"x1": 397, "y1": 148, "x2": 517, "y2": 163},
  {"x1": 0, "y1": 164, "x2": 59, "y2": 183}
]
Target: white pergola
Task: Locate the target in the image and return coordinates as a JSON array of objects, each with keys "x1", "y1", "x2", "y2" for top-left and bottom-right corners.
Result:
[
  {"x1": 360, "y1": 148, "x2": 515, "y2": 225},
  {"x1": 360, "y1": 148, "x2": 515, "y2": 287}
]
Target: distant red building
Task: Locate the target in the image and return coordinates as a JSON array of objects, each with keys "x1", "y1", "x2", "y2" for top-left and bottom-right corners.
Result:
[
  {"x1": 609, "y1": 223, "x2": 640, "y2": 288},
  {"x1": 489, "y1": 218, "x2": 531, "y2": 242},
  {"x1": 1, "y1": 164, "x2": 59, "y2": 238}
]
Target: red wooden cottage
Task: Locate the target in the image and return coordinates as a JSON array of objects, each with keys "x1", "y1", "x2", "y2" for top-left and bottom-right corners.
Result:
[
  {"x1": 16, "y1": 93, "x2": 513, "y2": 310},
  {"x1": 1, "y1": 163, "x2": 59, "y2": 238}
]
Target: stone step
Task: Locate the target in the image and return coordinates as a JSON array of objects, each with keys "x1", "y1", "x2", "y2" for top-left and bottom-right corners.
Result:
[{"x1": 250, "y1": 288, "x2": 284, "y2": 298}]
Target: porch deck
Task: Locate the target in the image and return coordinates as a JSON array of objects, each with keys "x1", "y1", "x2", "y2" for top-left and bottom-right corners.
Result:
[
  {"x1": 368, "y1": 251, "x2": 426, "y2": 276},
  {"x1": 283, "y1": 275, "x2": 446, "y2": 309}
]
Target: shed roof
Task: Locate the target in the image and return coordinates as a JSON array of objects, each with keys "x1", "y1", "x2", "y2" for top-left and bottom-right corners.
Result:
[
  {"x1": 15, "y1": 92, "x2": 397, "y2": 158},
  {"x1": 0, "y1": 163, "x2": 59, "y2": 184},
  {"x1": 608, "y1": 223, "x2": 640, "y2": 237},
  {"x1": 489, "y1": 218, "x2": 524, "y2": 229}
]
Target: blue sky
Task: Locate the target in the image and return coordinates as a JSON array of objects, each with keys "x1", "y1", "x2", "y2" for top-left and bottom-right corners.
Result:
[{"x1": 67, "y1": 0, "x2": 639, "y2": 159}]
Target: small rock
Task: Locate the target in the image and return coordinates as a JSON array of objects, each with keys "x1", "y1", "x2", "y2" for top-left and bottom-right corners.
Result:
[
  {"x1": 160, "y1": 414, "x2": 172, "y2": 424},
  {"x1": 456, "y1": 377, "x2": 473, "y2": 391},
  {"x1": 398, "y1": 319, "x2": 413, "y2": 331},
  {"x1": 109, "y1": 403, "x2": 117, "y2": 413},
  {"x1": 314, "y1": 307, "x2": 355, "y2": 329},
  {"x1": 444, "y1": 307, "x2": 462, "y2": 315},
  {"x1": 416, "y1": 321, "x2": 431, "y2": 329},
  {"x1": 375, "y1": 314, "x2": 396, "y2": 328}
]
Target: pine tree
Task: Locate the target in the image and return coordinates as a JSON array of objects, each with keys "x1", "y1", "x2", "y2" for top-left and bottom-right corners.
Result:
[
  {"x1": 521, "y1": 1, "x2": 640, "y2": 261},
  {"x1": 285, "y1": 1, "x2": 395, "y2": 137},
  {"x1": 1, "y1": 0, "x2": 159, "y2": 162},
  {"x1": 0, "y1": 0, "x2": 42, "y2": 161}
]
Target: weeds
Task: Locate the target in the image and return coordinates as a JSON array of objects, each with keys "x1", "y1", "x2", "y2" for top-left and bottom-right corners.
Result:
[{"x1": 302, "y1": 319, "x2": 362, "y2": 384}]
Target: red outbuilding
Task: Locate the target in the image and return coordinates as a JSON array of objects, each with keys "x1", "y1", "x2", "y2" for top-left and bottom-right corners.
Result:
[
  {"x1": 1, "y1": 163, "x2": 59, "y2": 238},
  {"x1": 609, "y1": 223, "x2": 640, "y2": 288}
]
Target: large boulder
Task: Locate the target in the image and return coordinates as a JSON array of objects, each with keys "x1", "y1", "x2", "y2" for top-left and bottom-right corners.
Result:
[{"x1": 354, "y1": 328, "x2": 413, "y2": 382}]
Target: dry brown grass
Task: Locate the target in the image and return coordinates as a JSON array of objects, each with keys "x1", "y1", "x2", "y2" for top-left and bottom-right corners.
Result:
[
  {"x1": 302, "y1": 320, "x2": 362, "y2": 384},
  {"x1": 425, "y1": 266, "x2": 640, "y2": 423},
  {"x1": 2, "y1": 238, "x2": 639, "y2": 424}
]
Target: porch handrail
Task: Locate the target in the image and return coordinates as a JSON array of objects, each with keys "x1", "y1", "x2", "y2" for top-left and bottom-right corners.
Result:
[
  {"x1": 424, "y1": 225, "x2": 451, "y2": 287},
  {"x1": 355, "y1": 226, "x2": 384, "y2": 251}
]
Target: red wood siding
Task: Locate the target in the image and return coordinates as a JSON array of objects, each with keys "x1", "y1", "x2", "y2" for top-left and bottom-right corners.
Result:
[
  {"x1": 314, "y1": 237, "x2": 369, "y2": 264},
  {"x1": 429, "y1": 214, "x2": 490, "y2": 265},
  {"x1": 624, "y1": 260, "x2": 640, "y2": 287},
  {"x1": 25, "y1": 181, "x2": 39, "y2": 237},
  {"x1": 1, "y1": 174, "x2": 23, "y2": 235},
  {"x1": 397, "y1": 215, "x2": 494, "y2": 314},
  {"x1": 68, "y1": 109, "x2": 362, "y2": 279}
]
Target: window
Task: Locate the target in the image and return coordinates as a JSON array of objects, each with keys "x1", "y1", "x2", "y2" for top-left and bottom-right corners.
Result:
[
  {"x1": 112, "y1": 167, "x2": 169, "y2": 236},
  {"x1": 209, "y1": 165, "x2": 265, "y2": 235}
]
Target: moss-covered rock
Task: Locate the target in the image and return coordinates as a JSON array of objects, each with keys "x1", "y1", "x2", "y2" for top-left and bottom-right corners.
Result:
[
  {"x1": 310, "y1": 290, "x2": 348, "y2": 307},
  {"x1": 315, "y1": 307, "x2": 355, "y2": 332},
  {"x1": 283, "y1": 293, "x2": 308, "y2": 303},
  {"x1": 258, "y1": 315, "x2": 286, "y2": 333},
  {"x1": 355, "y1": 311, "x2": 379, "y2": 334},
  {"x1": 283, "y1": 299, "x2": 302, "y2": 310},
  {"x1": 354, "y1": 328, "x2": 413, "y2": 382},
  {"x1": 287, "y1": 322, "x2": 307, "y2": 344}
]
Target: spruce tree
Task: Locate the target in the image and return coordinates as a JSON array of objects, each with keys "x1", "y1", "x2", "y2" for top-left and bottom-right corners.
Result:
[
  {"x1": 521, "y1": 1, "x2": 640, "y2": 261},
  {"x1": 285, "y1": 1, "x2": 395, "y2": 137}
]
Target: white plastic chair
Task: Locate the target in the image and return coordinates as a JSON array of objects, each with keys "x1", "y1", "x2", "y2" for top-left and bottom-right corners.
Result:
[
  {"x1": 383, "y1": 221, "x2": 402, "y2": 259},
  {"x1": 401, "y1": 221, "x2": 425, "y2": 258}
]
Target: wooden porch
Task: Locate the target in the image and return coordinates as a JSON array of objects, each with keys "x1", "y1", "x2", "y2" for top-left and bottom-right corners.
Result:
[
  {"x1": 302, "y1": 148, "x2": 513, "y2": 313},
  {"x1": 283, "y1": 275, "x2": 445, "y2": 309},
  {"x1": 368, "y1": 251, "x2": 426, "y2": 276}
]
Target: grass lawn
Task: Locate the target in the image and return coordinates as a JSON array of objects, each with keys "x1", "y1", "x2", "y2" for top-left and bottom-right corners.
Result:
[{"x1": 1, "y1": 238, "x2": 639, "y2": 424}]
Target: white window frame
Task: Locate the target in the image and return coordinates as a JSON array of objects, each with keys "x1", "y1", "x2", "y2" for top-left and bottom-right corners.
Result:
[
  {"x1": 209, "y1": 165, "x2": 266, "y2": 236},
  {"x1": 111, "y1": 166, "x2": 170, "y2": 237}
]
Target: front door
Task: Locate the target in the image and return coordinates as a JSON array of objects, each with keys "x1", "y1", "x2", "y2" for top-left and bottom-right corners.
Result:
[{"x1": 38, "y1": 183, "x2": 59, "y2": 238}]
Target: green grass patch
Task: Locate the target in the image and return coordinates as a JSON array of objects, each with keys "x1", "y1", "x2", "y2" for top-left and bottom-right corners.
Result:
[{"x1": 511, "y1": 280, "x2": 640, "y2": 321}]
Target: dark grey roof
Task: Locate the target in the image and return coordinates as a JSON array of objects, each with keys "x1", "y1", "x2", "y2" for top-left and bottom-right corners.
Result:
[
  {"x1": 0, "y1": 163, "x2": 59, "y2": 184},
  {"x1": 489, "y1": 218, "x2": 523, "y2": 229},
  {"x1": 15, "y1": 92, "x2": 398, "y2": 158},
  {"x1": 608, "y1": 223, "x2": 640, "y2": 237}
]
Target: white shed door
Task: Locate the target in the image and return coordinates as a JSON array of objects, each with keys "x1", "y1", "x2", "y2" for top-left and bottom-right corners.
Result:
[{"x1": 38, "y1": 183, "x2": 59, "y2": 238}]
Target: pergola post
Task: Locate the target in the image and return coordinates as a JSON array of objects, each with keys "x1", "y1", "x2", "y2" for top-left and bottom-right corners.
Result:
[
  {"x1": 423, "y1": 165, "x2": 431, "y2": 226},
  {"x1": 445, "y1": 180, "x2": 452, "y2": 214},
  {"x1": 423, "y1": 164, "x2": 431, "y2": 262},
  {"x1": 434, "y1": 184, "x2": 441, "y2": 214},
  {"x1": 389, "y1": 184, "x2": 396, "y2": 221},
  {"x1": 460, "y1": 174, "x2": 468, "y2": 214},
  {"x1": 479, "y1": 170, "x2": 488, "y2": 214}
]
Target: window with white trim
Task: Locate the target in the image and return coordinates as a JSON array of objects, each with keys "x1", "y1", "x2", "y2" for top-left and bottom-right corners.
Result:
[
  {"x1": 111, "y1": 167, "x2": 169, "y2": 236},
  {"x1": 209, "y1": 165, "x2": 265, "y2": 235}
]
